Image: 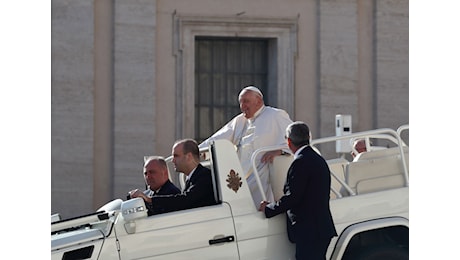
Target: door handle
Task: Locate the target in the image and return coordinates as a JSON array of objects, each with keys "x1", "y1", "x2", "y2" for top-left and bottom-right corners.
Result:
[{"x1": 209, "y1": 235, "x2": 235, "y2": 245}]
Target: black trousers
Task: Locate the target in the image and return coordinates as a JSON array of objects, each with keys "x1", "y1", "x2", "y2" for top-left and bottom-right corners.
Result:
[{"x1": 295, "y1": 235, "x2": 332, "y2": 260}]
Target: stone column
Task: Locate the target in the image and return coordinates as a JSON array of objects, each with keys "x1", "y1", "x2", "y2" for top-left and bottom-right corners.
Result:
[
  {"x1": 357, "y1": 0, "x2": 375, "y2": 130},
  {"x1": 93, "y1": 0, "x2": 114, "y2": 210}
]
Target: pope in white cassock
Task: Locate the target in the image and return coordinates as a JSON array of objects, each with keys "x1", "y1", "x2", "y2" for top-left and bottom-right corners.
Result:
[{"x1": 199, "y1": 86, "x2": 293, "y2": 206}]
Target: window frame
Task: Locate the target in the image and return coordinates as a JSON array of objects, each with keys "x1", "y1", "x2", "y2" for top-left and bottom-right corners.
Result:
[
  {"x1": 173, "y1": 14, "x2": 298, "y2": 139},
  {"x1": 194, "y1": 36, "x2": 270, "y2": 142}
]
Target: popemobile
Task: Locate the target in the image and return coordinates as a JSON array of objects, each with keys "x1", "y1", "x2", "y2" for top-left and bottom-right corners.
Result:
[{"x1": 51, "y1": 125, "x2": 409, "y2": 260}]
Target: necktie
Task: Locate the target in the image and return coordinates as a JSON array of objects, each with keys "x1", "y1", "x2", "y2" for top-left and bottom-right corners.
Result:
[{"x1": 184, "y1": 178, "x2": 191, "y2": 191}]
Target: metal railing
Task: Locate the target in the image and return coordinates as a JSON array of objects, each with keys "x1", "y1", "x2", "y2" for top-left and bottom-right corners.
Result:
[
  {"x1": 249, "y1": 144, "x2": 290, "y2": 202},
  {"x1": 250, "y1": 127, "x2": 409, "y2": 201}
]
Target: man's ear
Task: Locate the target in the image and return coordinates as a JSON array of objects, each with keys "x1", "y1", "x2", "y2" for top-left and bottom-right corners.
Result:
[
  {"x1": 286, "y1": 138, "x2": 293, "y2": 150},
  {"x1": 185, "y1": 152, "x2": 192, "y2": 161}
]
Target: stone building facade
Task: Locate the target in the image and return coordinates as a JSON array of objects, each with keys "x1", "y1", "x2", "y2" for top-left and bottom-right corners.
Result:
[{"x1": 52, "y1": 0, "x2": 408, "y2": 218}]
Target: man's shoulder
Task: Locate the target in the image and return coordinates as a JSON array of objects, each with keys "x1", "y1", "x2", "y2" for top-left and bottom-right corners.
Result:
[
  {"x1": 262, "y1": 106, "x2": 289, "y2": 117},
  {"x1": 293, "y1": 147, "x2": 315, "y2": 162},
  {"x1": 300, "y1": 146, "x2": 322, "y2": 158},
  {"x1": 231, "y1": 112, "x2": 246, "y2": 121},
  {"x1": 297, "y1": 147, "x2": 328, "y2": 167},
  {"x1": 264, "y1": 106, "x2": 285, "y2": 112},
  {"x1": 193, "y1": 164, "x2": 213, "y2": 184},
  {"x1": 163, "y1": 180, "x2": 181, "y2": 193},
  {"x1": 196, "y1": 163, "x2": 211, "y2": 174},
  {"x1": 155, "y1": 181, "x2": 180, "y2": 196}
]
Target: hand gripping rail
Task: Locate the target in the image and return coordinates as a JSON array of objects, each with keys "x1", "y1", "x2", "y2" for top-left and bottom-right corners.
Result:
[{"x1": 250, "y1": 144, "x2": 291, "y2": 202}]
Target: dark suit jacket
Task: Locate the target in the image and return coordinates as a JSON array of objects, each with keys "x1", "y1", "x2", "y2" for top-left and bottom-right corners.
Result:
[
  {"x1": 151, "y1": 164, "x2": 215, "y2": 214},
  {"x1": 145, "y1": 180, "x2": 181, "y2": 216},
  {"x1": 264, "y1": 146, "x2": 337, "y2": 243},
  {"x1": 156, "y1": 179, "x2": 181, "y2": 196}
]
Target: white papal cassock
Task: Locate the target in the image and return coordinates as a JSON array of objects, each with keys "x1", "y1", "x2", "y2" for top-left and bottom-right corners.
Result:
[{"x1": 199, "y1": 105, "x2": 293, "y2": 206}]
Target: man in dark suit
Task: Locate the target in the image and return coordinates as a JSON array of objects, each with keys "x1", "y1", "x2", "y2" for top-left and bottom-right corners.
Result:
[
  {"x1": 128, "y1": 156, "x2": 181, "y2": 215},
  {"x1": 259, "y1": 121, "x2": 337, "y2": 259},
  {"x1": 150, "y1": 139, "x2": 216, "y2": 213}
]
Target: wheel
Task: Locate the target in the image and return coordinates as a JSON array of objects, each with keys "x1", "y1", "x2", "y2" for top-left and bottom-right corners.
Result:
[{"x1": 357, "y1": 246, "x2": 408, "y2": 260}]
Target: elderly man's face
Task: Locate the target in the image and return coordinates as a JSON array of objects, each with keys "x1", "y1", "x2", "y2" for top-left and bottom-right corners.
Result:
[
  {"x1": 144, "y1": 160, "x2": 167, "y2": 191},
  {"x1": 238, "y1": 90, "x2": 263, "y2": 119},
  {"x1": 351, "y1": 140, "x2": 367, "y2": 157}
]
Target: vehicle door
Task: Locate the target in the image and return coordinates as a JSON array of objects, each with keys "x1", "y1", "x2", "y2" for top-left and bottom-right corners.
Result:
[{"x1": 115, "y1": 203, "x2": 239, "y2": 259}]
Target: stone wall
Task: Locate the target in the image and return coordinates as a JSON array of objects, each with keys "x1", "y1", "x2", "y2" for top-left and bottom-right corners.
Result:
[
  {"x1": 375, "y1": 0, "x2": 409, "y2": 129},
  {"x1": 51, "y1": 0, "x2": 94, "y2": 217},
  {"x1": 112, "y1": 0, "x2": 157, "y2": 208},
  {"x1": 51, "y1": 0, "x2": 408, "y2": 218}
]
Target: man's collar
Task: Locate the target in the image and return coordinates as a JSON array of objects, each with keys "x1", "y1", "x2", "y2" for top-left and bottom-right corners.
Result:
[
  {"x1": 248, "y1": 105, "x2": 265, "y2": 123},
  {"x1": 294, "y1": 145, "x2": 309, "y2": 159},
  {"x1": 186, "y1": 165, "x2": 199, "y2": 181}
]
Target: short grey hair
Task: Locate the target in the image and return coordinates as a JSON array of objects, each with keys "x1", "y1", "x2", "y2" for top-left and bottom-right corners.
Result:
[
  {"x1": 144, "y1": 156, "x2": 167, "y2": 169},
  {"x1": 286, "y1": 121, "x2": 310, "y2": 147}
]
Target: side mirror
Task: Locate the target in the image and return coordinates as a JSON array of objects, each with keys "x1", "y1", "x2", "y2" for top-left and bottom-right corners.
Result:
[
  {"x1": 121, "y1": 198, "x2": 147, "y2": 221},
  {"x1": 121, "y1": 198, "x2": 147, "y2": 234},
  {"x1": 98, "y1": 198, "x2": 123, "y2": 213}
]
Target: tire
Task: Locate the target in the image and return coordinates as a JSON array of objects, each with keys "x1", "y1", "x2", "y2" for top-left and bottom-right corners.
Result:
[{"x1": 357, "y1": 246, "x2": 408, "y2": 260}]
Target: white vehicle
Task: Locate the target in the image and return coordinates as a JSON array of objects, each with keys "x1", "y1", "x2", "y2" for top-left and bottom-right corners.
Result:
[{"x1": 51, "y1": 125, "x2": 409, "y2": 260}]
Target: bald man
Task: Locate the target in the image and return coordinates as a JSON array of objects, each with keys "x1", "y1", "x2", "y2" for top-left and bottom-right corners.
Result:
[{"x1": 128, "y1": 156, "x2": 181, "y2": 215}]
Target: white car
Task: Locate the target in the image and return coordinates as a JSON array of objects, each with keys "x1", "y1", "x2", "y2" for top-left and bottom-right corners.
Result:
[{"x1": 51, "y1": 126, "x2": 409, "y2": 260}]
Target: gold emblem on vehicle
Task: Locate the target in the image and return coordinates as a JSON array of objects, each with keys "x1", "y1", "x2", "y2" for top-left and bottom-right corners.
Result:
[{"x1": 226, "y1": 169, "x2": 242, "y2": 193}]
